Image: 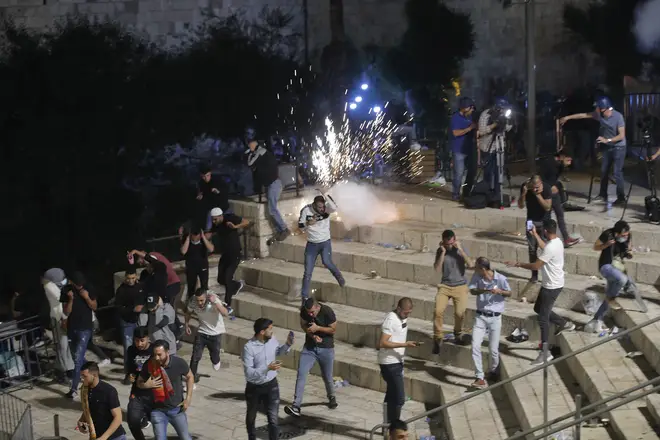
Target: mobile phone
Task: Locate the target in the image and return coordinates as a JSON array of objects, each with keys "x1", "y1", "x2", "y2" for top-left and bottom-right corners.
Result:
[
  {"x1": 526, "y1": 220, "x2": 534, "y2": 231},
  {"x1": 273, "y1": 360, "x2": 282, "y2": 366},
  {"x1": 288, "y1": 331, "x2": 294, "y2": 340},
  {"x1": 415, "y1": 341, "x2": 425, "y2": 346}
]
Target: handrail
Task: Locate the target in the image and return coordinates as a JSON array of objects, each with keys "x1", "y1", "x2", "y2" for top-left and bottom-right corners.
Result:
[
  {"x1": 505, "y1": 375, "x2": 660, "y2": 440},
  {"x1": 368, "y1": 312, "x2": 660, "y2": 439},
  {"x1": 508, "y1": 382, "x2": 660, "y2": 440}
]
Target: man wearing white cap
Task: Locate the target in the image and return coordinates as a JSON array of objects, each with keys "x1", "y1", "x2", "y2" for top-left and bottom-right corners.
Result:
[
  {"x1": 42, "y1": 268, "x2": 75, "y2": 377},
  {"x1": 210, "y1": 207, "x2": 249, "y2": 309}
]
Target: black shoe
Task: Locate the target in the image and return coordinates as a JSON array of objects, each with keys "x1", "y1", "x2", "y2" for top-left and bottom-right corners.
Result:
[
  {"x1": 612, "y1": 198, "x2": 626, "y2": 206},
  {"x1": 432, "y1": 340, "x2": 441, "y2": 355},
  {"x1": 284, "y1": 405, "x2": 301, "y2": 417},
  {"x1": 453, "y1": 333, "x2": 468, "y2": 346},
  {"x1": 276, "y1": 229, "x2": 290, "y2": 242},
  {"x1": 65, "y1": 390, "x2": 78, "y2": 400},
  {"x1": 338, "y1": 277, "x2": 346, "y2": 288},
  {"x1": 194, "y1": 375, "x2": 200, "y2": 384},
  {"x1": 140, "y1": 418, "x2": 151, "y2": 430},
  {"x1": 593, "y1": 195, "x2": 606, "y2": 202},
  {"x1": 328, "y1": 397, "x2": 338, "y2": 409}
]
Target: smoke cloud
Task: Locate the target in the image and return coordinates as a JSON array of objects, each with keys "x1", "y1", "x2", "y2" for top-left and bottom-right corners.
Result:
[
  {"x1": 634, "y1": 0, "x2": 660, "y2": 53},
  {"x1": 327, "y1": 181, "x2": 399, "y2": 230}
]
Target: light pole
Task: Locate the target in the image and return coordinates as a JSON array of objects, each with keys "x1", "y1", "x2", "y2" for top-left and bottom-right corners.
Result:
[{"x1": 525, "y1": 0, "x2": 536, "y2": 173}]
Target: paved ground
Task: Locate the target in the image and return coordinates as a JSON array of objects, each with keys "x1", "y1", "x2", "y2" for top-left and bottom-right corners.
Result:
[{"x1": 12, "y1": 343, "x2": 428, "y2": 440}]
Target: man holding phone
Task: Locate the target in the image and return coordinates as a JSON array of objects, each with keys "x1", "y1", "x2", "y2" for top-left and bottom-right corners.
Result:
[
  {"x1": 378, "y1": 298, "x2": 416, "y2": 424},
  {"x1": 285, "y1": 298, "x2": 337, "y2": 417},
  {"x1": 518, "y1": 175, "x2": 552, "y2": 282},
  {"x1": 242, "y1": 318, "x2": 294, "y2": 440}
]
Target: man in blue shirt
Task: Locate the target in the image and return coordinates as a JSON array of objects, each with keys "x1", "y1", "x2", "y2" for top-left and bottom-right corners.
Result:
[
  {"x1": 450, "y1": 97, "x2": 477, "y2": 200},
  {"x1": 560, "y1": 96, "x2": 627, "y2": 204},
  {"x1": 242, "y1": 318, "x2": 294, "y2": 440},
  {"x1": 468, "y1": 257, "x2": 511, "y2": 389}
]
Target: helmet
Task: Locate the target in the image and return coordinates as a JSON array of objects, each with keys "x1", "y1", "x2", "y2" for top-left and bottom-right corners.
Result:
[
  {"x1": 594, "y1": 96, "x2": 613, "y2": 110},
  {"x1": 494, "y1": 97, "x2": 510, "y2": 109},
  {"x1": 458, "y1": 96, "x2": 474, "y2": 109}
]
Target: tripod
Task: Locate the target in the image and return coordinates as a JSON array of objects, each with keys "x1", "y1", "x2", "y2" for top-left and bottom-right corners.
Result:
[
  {"x1": 471, "y1": 132, "x2": 513, "y2": 207},
  {"x1": 620, "y1": 138, "x2": 655, "y2": 221}
]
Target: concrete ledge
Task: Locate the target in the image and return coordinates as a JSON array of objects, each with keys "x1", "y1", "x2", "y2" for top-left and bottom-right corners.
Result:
[
  {"x1": 614, "y1": 298, "x2": 660, "y2": 377},
  {"x1": 647, "y1": 394, "x2": 660, "y2": 428}
]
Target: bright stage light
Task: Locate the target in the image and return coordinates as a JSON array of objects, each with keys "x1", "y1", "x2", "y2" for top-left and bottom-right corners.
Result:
[
  {"x1": 505, "y1": 109, "x2": 512, "y2": 118},
  {"x1": 360, "y1": 83, "x2": 369, "y2": 90},
  {"x1": 373, "y1": 106, "x2": 382, "y2": 113},
  {"x1": 355, "y1": 96, "x2": 363, "y2": 103},
  {"x1": 349, "y1": 102, "x2": 358, "y2": 110}
]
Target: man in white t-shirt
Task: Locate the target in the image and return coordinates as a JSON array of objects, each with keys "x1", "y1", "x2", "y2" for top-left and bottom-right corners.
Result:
[
  {"x1": 185, "y1": 288, "x2": 229, "y2": 384},
  {"x1": 42, "y1": 268, "x2": 75, "y2": 375},
  {"x1": 378, "y1": 298, "x2": 417, "y2": 424},
  {"x1": 506, "y1": 219, "x2": 575, "y2": 365}
]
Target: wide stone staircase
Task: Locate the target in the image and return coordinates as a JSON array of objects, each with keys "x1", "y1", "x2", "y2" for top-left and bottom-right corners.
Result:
[{"x1": 120, "y1": 188, "x2": 660, "y2": 440}]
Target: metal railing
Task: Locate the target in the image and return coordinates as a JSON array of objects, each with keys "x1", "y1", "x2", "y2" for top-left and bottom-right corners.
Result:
[
  {"x1": 368, "y1": 312, "x2": 660, "y2": 440},
  {"x1": 0, "y1": 392, "x2": 33, "y2": 440},
  {"x1": 0, "y1": 317, "x2": 53, "y2": 392}
]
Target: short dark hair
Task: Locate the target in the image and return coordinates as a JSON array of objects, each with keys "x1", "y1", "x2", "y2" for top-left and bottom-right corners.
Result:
[
  {"x1": 194, "y1": 288, "x2": 207, "y2": 297},
  {"x1": 190, "y1": 227, "x2": 202, "y2": 235},
  {"x1": 200, "y1": 165, "x2": 212, "y2": 175},
  {"x1": 389, "y1": 419, "x2": 407, "y2": 434},
  {"x1": 475, "y1": 256, "x2": 491, "y2": 270},
  {"x1": 543, "y1": 219, "x2": 557, "y2": 235},
  {"x1": 152, "y1": 339, "x2": 170, "y2": 352},
  {"x1": 133, "y1": 326, "x2": 149, "y2": 340},
  {"x1": 303, "y1": 297, "x2": 318, "y2": 310},
  {"x1": 81, "y1": 361, "x2": 99, "y2": 374},
  {"x1": 313, "y1": 195, "x2": 325, "y2": 204},
  {"x1": 126, "y1": 267, "x2": 137, "y2": 276},
  {"x1": 441, "y1": 230, "x2": 455, "y2": 241},
  {"x1": 70, "y1": 271, "x2": 86, "y2": 286},
  {"x1": 397, "y1": 297, "x2": 413, "y2": 309},
  {"x1": 253, "y1": 318, "x2": 273, "y2": 334},
  {"x1": 613, "y1": 220, "x2": 630, "y2": 234}
]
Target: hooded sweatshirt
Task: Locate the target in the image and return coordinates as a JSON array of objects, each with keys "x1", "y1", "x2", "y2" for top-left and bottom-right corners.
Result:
[
  {"x1": 247, "y1": 145, "x2": 279, "y2": 193},
  {"x1": 138, "y1": 303, "x2": 177, "y2": 355}
]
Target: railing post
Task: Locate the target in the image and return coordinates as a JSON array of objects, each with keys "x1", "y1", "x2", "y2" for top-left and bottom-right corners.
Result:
[
  {"x1": 54, "y1": 414, "x2": 60, "y2": 436},
  {"x1": 574, "y1": 394, "x2": 582, "y2": 440},
  {"x1": 542, "y1": 342, "x2": 549, "y2": 440}
]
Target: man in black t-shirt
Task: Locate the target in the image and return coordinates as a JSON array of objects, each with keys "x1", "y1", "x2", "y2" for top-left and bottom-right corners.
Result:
[
  {"x1": 588, "y1": 221, "x2": 647, "y2": 332},
  {"x1": 196, "y1": 166, "x2": 229, "y2": 230},
  {"x1": 126, "y1": 327, "x2": 153, "y2": 440},
  {"x1": 180, "y1": 227, "x2": 214, "y2": 298},
  {"x1": 137, "y1": 339, "x2": 194, "y2": 440},
  {"x1": 210, "y1": 207, "x2": 249, "y2": 309},
  {"x1": 284, "y1": 298, "x2": 337, "y2": 417},
  {"x1": 115, "y1": 268, "x2": 146, "y2": 384},
  {"x1": 518, "y1": 176, "x2": 553, "y2": 282},
  {"x1": 61, "y1": 271, "x2": 97, "y2": 399},
  {"x1": 78, "y1": 361, "x2": 126, "y2": 440}
]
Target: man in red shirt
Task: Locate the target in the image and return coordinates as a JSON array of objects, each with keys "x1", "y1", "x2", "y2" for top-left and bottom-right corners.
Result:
[{"x1": 128, "y1": 250, "x2": 181, "y2": 305}]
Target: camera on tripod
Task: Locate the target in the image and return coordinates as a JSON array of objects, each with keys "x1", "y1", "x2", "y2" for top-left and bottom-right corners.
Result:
[
  {"x1": 488, "y1": 106, "x2": 513, "y2": 135},
  {"x1": 637, "y1": 115, "x2": 653, "y2": 143}
]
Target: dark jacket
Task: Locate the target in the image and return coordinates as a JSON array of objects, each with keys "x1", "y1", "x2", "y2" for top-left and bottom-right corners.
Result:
[{"x1": 247, "y1": 145, "x2": 278, "y2": 193}]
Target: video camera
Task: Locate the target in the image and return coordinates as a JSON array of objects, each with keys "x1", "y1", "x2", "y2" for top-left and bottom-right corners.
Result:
[
  {"x1": 488, "y1": 102, "x2": 513, "y2": 135},
  {"x1": 637, "y1": 115, "x2": 654, "y2": 141}
]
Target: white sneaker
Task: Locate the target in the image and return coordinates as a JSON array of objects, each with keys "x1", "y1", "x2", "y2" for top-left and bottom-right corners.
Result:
[
  {"x1": 98, "y1": 359, "x2": 111, "y2": 367},
  {"x1": 531, "y1": 352, "x2": 554, "y2": 366},
  {"x1": 213, "y1": 362, "x2": 221, "y2": 371},
  {"x1": 584, "y1": 319, "x2": 606, "y2": 334}
]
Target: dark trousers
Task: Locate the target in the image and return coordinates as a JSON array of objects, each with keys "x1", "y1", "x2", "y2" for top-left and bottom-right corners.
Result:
[
  {"x1": 164, "y1": 282, "x2": 181, "y2": 305},
  {"x1": 526, "y1": 223, "x2": 547, "y2": 279},
  {"x1": 185, "y1": 266, "x2": 209, "y2": 297},
  {"x1": 462, "y1": 149, "x2": 478, "y2": 198},
  {"x1": 551, "y1": 191, "x2": 570, "y2": 240},
  {"x1": 245, "y1": 378, "x2": 279, "y2": 440},
  {"x1": 190, "y1": 333, "x2": 222, "y2": 378},
  {"x1": 218, "y1": 253, "x2": 241, "y2": 305},
  {"x1": 380, "y1": 363, "x2": 405, "y2": 423},
  {"x1": 127, "y1": 396, "x2": 151, "y2": 440},
  {"x1": 534, "y1": 287, "x2": 567, "y2": 344}
]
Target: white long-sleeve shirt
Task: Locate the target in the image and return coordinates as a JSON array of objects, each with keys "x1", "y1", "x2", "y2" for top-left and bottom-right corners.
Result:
[
  {"x1": 44, "y1": 281, "x2": 65, "y2": 321},
  {"x1": 298, "y1": 199, "x2": 337, "y2": 243}
]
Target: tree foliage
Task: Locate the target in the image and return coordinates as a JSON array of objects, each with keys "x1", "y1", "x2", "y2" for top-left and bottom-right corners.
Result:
[{"x1": 383, "y1": 0, "x2": 474, "y2": 135}]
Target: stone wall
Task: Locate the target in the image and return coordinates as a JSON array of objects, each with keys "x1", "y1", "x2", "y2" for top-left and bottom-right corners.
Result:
[{"x1": 0, "y1": 0, "x2": 602, "y2": 104}]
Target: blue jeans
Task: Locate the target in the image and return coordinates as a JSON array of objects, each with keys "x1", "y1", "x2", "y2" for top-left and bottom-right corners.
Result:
[
  {"x1": 292, "y1": 347, "x2": 335, "y2": 408},
  {"x1": 151, "y1": 407, "x2": 191, "y2": 440},
  {"x1": 120, "y1": 320, "x2": 138, "y2": 374},
  {"x1": 599, "y1": 145, "x2": 626, "y2": 200},
  {"x1": 301, "y1": 240, "x2": 344, "y2": 298},
  {"x1": 594, "y1": 264, "x2": 628, "y2": 320},
  {"x1": 267, "y1": 179, "x2": 287, "y2": 233},
  {"x1": 68, "y1": 328, "x2": 92, "y2": 392},
  {"x1": 452, "y1": 152, "x2": 467, "y2": 198},
  {"x1": 471, "y1": 314, "x2": 502, "y2": 379}
]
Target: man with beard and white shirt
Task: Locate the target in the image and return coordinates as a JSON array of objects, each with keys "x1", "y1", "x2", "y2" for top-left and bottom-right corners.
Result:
[
  {"x1": 42, "y1": 268, "x2": 74, "y2": 379},
  {"x1": 297, "y1": 194, "x2": 345, "y2": 300},
  {"x1": 378, "y1": 298, "x2": 416, "y2": 425},
  {"x1": 184, "y1": 288, "x2": 229, "y2": 385}
]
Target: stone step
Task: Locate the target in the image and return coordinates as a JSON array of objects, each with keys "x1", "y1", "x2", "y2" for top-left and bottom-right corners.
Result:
[
  {"x1": 648, "y1": 395, "x2": 660, "y2": 428},
  {"x1": 266, "y1": 234, "x2": 660, "y2": 313},
  {"x1": 231, "y1": 257, "x2": 602, "y2": 342},
  {"x1": 216, "y1": 315, "x2": 511, "y2": 440},
  {"x1": 557, "y1": 330, "x2": 659, "y2": 440},
  {"x1": 614, "y1": 298, "x2": 660, "y2": 377},
  {"x1": 328, "y1": 219, "x2": 660, "y2": 286}
]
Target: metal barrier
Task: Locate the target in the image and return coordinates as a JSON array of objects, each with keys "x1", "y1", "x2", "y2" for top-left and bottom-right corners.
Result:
[
  {"x1": 0, "y1": 392, "x2": 33, "y2": 440},
  {"x1": 0, "y1": 317, "x2": 53, "y2": 392}
]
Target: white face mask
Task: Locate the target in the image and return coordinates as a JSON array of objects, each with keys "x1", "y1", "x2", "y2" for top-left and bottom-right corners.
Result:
[
  {"x1": 616, "y1": 236, "x2": 627, "y2": 243},
  {"x1": 191, "y1": 240, "x2": 201, "y2": 245}
]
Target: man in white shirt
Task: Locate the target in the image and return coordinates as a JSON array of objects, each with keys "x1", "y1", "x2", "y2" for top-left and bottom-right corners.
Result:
[
  {"x1": 297, "y1": 194, "x2": 345, "y2": 300},
  {"x1": 378, "y1": 298, "x2": 416, "y2": 424},
  {"x1": 42, "y1": 268, "x2": 74, "y2": 376},
  {"x1": 506, "y1": 219, "x2": 575, "y2": 365},
  {"x1": 468, "y1": 257, "x2": 511, "y2": 389},
  {"x1": 185, "y1": 288, "x2": 229, "y2": 385}
]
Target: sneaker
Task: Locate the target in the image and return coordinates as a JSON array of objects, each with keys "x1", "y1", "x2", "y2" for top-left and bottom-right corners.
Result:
[
  {"x1": 213, "y1": 362, "x2": 221, "y2": 371},
  {"x1": 98, "y1": 359, "x2": 111, "y2": 367},
  {"x1": 328, "y1": 397, "x2": 338, "y2": 409},
  {"x1": 65, "y1": 390, "x2": 78, "y2": 400},
  {"x1": 276, "y1": 229, "x2": 290, "y2": 242},
  {"x1": 564, "y1": 237, "x2": 581, "y2": 248},
  {"x1": 607, "y1": 298, "x2": 622, "y2": 311},
  {"x1": 611, "y1": 198, "x2": 626, "y2": 206},
  {"x1": 531, "y1": 352, "x2": 554, "y2": 366},
  {"x1": 338, "y1": 277, "x2": 346, "y2": 288},
  {"x1": 235, "y1": 280, "x2": 245, "y2": 296},
  {"x1": 453, "y1": 334, "x2": 468, "y2": 346},
  {"x1": 140, "y1": 419, "x2": 151, "y2": 430},
  {"x1": 554, "y1": 321, "x2": 576, "y2": 336},
  {"x1": 627, "y1": 283, "x2": 648, "y2": 313},
  {"x1": 284, "y1": 405, "x2": 301, "y2": 417},
  {"x1": 529, "y1": 275, "x2": 539, "y2": 283},
  {"x1": 470, "y1": 378, "x2": 487, "y2": 389},
  {"x1": 432, "y1": 340, "x2": 441, "y2": 355},
  {"x1": 593, "y1": 195, "x2": 605, "y2": 203},
  {"x1": 194, "y1": 375, "x2": 200, "y2": 384},
  {"x1": 222, "y1": 302, "x2": 234, "y2": 315}
]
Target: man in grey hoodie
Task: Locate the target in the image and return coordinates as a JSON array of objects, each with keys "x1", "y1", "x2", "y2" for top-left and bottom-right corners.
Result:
[
  {"x1": 42, "y1": 268, "x2": 75, "y2": 377},
  {"x1": 138, "y1": 295, "x2": 177, "y2": 356}
]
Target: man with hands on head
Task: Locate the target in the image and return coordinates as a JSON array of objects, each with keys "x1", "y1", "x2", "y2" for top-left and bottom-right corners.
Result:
[{"x1": 433, "y1": 229, "x2": 474, "y2": 353}]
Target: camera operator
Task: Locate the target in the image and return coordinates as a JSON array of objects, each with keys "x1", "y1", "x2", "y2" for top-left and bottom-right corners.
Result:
[
  {"x1": 477, "y1": 97, "x2": 513, "y2": 193},
  {"x1": 560, "y1": 96, "x2": 626, "y2": 205},
  {"x1": 450, "y1": 97, "x2": 477, "y2": 201}
]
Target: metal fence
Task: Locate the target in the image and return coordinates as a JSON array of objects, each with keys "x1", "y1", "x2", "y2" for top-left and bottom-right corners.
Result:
[
  {"x1": 0, "y1": 392, "x2": 33, "y2": 440},
  {"x1": 0, "y1": 318, "x2": 54, "y2": 392}
]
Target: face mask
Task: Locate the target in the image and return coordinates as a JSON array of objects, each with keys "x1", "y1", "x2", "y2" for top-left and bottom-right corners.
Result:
[
  {"x1": 616, "y1": 237, "x2": 627, "y2": 243},
  {"x1": 191, "y1": 240, "x2": 201, "y2": 245}
]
